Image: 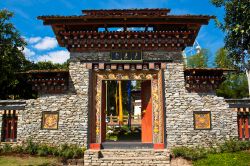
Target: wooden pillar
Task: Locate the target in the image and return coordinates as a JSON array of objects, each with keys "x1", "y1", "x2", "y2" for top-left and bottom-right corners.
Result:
[
  {"x1": 245, "y1": 114, "x2": 249, "y2": 139},
  {"x1": 238, "y1": 112, "x2": 243, "y2": 139}
]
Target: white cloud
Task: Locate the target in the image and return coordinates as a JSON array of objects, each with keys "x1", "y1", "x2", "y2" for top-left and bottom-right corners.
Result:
[
  {"x1": 33, "y1": 37, "x2": 58, "y2": 50},
  {"x1": 27, "y1": 37, "x2": 42, "y2": 44},
  {"x1": 37, "y1": 50, "x2": 70, "y2": 64},
  {"x1": 23, "y1": 47, "x2": 35, "y2": 57}
]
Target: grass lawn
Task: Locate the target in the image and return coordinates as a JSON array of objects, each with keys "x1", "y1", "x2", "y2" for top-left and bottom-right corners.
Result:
[
  {"x1": 193, "y1": 151, "x2": 250, "y2": 166},
  {"x1": 0, "y1": 155, "x2": 59, "y2": 166}
]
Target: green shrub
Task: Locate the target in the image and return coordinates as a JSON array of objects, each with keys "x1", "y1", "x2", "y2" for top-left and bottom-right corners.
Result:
[
  {"x1": 58, "y1": 144, "x2": 84, "y2": 159},
  {"x1": 37, "y1": 144, "x2": 50, "y2": 156},
  {"x1": 72, "y1": 146, "x2": 84, "y2": 159},
  {"x1": 2, "y1": 144, "x2": 12, "y2": 153},
  {"x1": 219, "y1": 139, "x2": 250, "y2": 153},
  {"x1": 51, "y1": 147, "x2": 60, "y2": 157},
  {"x1": 238, "y1": 141, "x2": 250, "y2": 150},
  {"x1": 219, "y1": 139, "x2": 241, "y2": 153},
  {"x1": 0, "y1": 138, "x2": 85, "y2": 160},
  {"x1": 172, "y1": 146, "x2": 208, "y2": 161},
  {"x1": 25, "y1": 139, "x2": 39, "y2": 155},
  {"x1": 207, "y1": 146, "x2": 219, "y2": 154},
  {"x1": 12, "y1": 145, "x2": 24, "y2": 153},
  {"x1": 172, "y1": 139, "x2": 250, "y2": 161}
]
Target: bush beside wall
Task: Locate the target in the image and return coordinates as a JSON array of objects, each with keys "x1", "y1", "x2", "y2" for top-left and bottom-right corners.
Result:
[{"x1": 171, "y1": 139, "x2": 250, "y2": 161}]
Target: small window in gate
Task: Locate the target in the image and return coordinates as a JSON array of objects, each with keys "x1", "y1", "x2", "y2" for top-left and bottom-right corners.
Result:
[{"x1": 1, "y1": 110, "x2": 18, "y2": 142}]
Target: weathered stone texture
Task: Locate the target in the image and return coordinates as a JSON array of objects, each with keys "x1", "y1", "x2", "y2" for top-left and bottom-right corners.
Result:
[
  {"x1": 84, "y1": 149, "x2": 170, "y2": 166},
  {"x1": 164, "y1": 63, "x2": 238, "y2": 147},
  {"x1": 17, "y1": 62, "x2": 89, "y2": 147}
]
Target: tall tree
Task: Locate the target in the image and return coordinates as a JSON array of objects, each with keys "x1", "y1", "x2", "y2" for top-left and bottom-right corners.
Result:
[
  {"x1": 211, "y1": 0, "x2": 250, "y2": 96},
  {"x1": 0, "y1": 9, "x2": 28, "y2": 99},
  {"x1": 214, "y1": 48, "x2": 234, "y2": 68},
  {"x1": 187, "y1": 49, "x2": 209, "y2": 68}
]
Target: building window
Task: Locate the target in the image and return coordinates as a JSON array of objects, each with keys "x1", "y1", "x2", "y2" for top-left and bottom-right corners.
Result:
[
  {"x1": 193, "y1": 111, "x2": 211, "y2": 130},
  {"x1": 1, "y1": 110, "x2": 18, "y2": 142},
  {"x1": 41, "y1": 111, "x2": 59, "y2": 130}
]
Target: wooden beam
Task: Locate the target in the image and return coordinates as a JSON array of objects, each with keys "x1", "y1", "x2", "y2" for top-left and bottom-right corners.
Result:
[{"x1": 0, "y1": 106, "x2": 25, "y2": 110}]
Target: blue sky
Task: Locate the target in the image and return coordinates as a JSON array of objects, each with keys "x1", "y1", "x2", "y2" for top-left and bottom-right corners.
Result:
[{"x1": 1, "y1": 0, "x2": 225, "y2": 66}]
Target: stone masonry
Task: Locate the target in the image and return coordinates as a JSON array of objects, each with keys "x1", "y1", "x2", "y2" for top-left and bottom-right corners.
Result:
[
  {"x1": 17, "y1": 62, "x2": 89, "y2": 147},
  {"x1": 84, "y1": 149, "x2": 170, "y2": 166},
  {"x1": 0, "y1": 51, "x2": 238, "y2": 150},
  {"x1": 164, "y1": 62, "x2": 238, "y2": 147}
]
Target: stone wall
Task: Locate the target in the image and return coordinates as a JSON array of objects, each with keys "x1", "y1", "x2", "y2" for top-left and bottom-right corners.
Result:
[
  {"x1": 164, "y1": 63, "x2": 238, "y2": 147},
  {"x1": 0, "y1": 52, "x2": 238, "y2": 149},
  {"x1": 17, "y1": 62, "x2": 90, "y2": 147}
]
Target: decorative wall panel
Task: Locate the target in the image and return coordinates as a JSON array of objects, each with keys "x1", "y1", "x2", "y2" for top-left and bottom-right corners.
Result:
[
  {"x1": 193, "y1": 111, "x2": 211, "y2": 130},
  {"x1": 42, "y1": 112, "x2": 59, "y2": 130}
]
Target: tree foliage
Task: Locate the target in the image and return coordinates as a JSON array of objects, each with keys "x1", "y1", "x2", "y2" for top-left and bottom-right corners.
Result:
[
  {"x1": 214, "y1": 48, "x2": 234, "y2": 69},
  {"x1": 0, "y1": 9, "x2": 29, "y2": 99},
  {"x1": 0, "y1": 9, "x2": 68, "y2": 99},
  {"x1": 25, "y1": 61, "x2": 69, "y2": 71},
  {"x1": 211, "y1": 0, "x2": 250, "y2": 69},
  {"x1": 187, "y1": 49, "x2": 209, "y2": 68},
  {"x1": 216, "y1": 73, "x2": 248, "y2": 98}
]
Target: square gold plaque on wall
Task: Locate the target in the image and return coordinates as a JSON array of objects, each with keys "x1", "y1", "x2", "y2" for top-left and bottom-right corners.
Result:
[
  {"x1": 193, "y1": 111, "x2": 211, "y2": 130},
  {"x1": 41, "y1": 111, "x2": 59, "y2": 130}
]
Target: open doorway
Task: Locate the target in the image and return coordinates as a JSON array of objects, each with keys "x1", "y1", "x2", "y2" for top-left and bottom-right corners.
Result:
[{"x1": 102, "y1": 80, "x2": 152, "y2": 143}]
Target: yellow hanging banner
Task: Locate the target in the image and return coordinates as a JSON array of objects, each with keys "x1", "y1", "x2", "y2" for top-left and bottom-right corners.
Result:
[
  {"x1": 118, "y1": 80, "x2": 123, "y2": 125},
  {"x1": 115, "y1": 83, "x2": 118, "y2": 115}
]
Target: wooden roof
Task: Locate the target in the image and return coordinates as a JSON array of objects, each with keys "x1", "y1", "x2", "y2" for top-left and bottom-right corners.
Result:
[
  {"x1": 82, "y1": 8, "x2": 171, "y2": 16},
  {"x1": 38, "y1": 8, "x2": 214, "y2": 52}
]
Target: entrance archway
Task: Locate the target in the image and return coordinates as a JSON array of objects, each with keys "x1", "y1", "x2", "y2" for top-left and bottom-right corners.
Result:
[{"x1": 89, "y1": 70, "x2": 165, "y2": 149}]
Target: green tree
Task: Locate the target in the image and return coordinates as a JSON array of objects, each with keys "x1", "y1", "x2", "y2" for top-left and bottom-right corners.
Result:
[
  {"x1": 0, "y1": 9, "x2": 29, "y2": 99},
  {"x1": 216, "y1": 73, "x2": 248, "y2": 99},
  {"x1": 26, "y1": 60, "x2": 69, "y2": 70},
  {"x1": 214, "y1": 48, "x2": 234, "y2": 69},
  {"x1": 187, "y1": 49, "x2": 209, "y2": 68},
  {"x1": 211, "y1": 0, "x2": 250, "y2": 96},
  {"x1": 211, "y1": 0, "x2": 249, "y2": 66}
]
